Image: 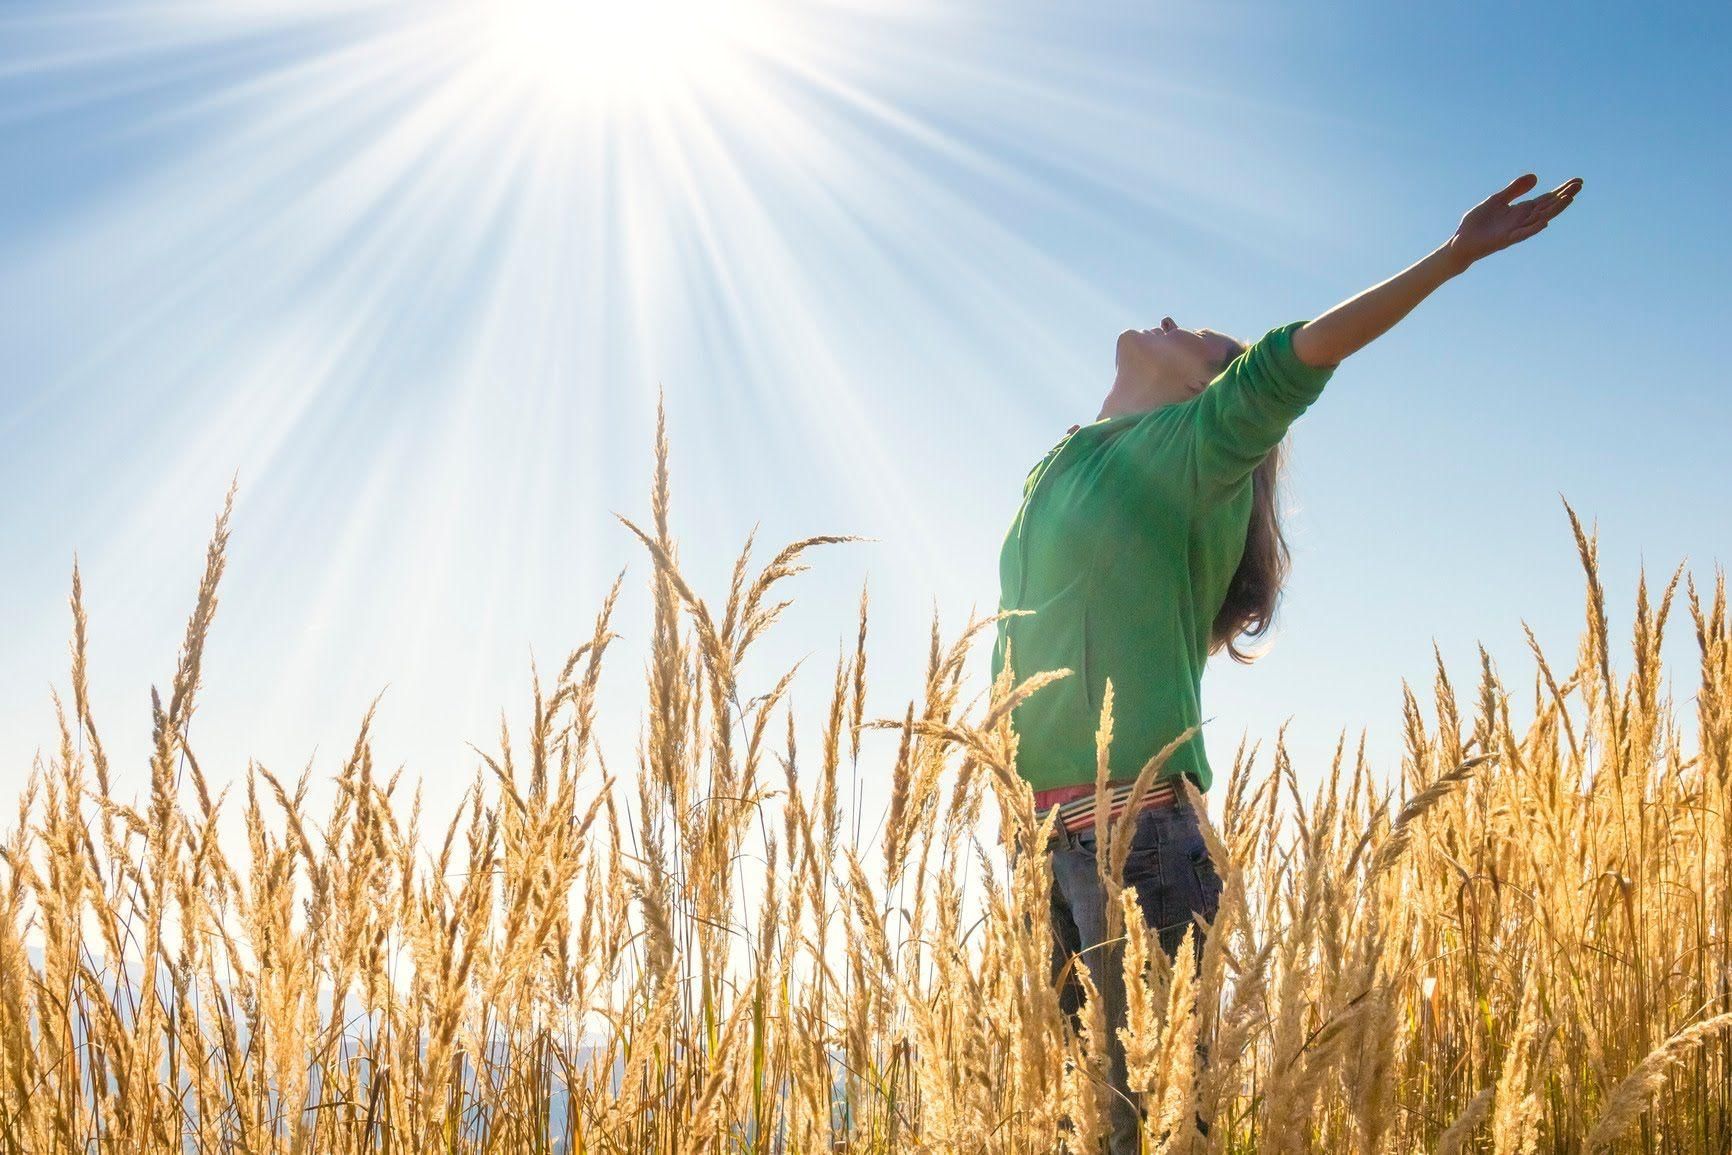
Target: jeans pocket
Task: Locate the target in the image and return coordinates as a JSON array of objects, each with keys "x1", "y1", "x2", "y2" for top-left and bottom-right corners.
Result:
[
  {"x1": 1118, "y1": 809, "x2": 1162, "y2": 883},
  {"x1": 1189, "y1": 844, "x2": 1224, "y2": 924}
]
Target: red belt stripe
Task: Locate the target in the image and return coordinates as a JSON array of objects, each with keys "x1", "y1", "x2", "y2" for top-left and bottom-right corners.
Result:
[{"x1": 1031, "y1": 778, "x2": 1180, "y2": 836}]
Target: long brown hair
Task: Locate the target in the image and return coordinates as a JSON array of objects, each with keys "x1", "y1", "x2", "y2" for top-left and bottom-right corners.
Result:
[{"x1": 1209, "y1": 342, "x2": 1291, "y2": 664}]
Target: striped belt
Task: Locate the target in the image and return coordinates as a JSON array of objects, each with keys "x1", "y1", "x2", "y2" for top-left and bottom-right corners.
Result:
[{"x1": 1032, "y1": 777, "x2": 1180, "y2": 837}]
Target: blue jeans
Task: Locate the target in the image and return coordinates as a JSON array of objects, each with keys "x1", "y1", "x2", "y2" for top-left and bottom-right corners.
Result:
[{"x1": 1028, "y1": 799, "x2": 1223, "y2": 1154}]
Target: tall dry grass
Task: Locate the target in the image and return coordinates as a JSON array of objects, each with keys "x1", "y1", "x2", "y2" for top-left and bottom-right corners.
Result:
[{"x1": 2, "y1": 402, "x2": 1729, "y2": 1153}]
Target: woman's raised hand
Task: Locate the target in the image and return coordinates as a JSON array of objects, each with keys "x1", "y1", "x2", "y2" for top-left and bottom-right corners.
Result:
[
  {"x1": 1445, "y1": 173, "x2": 1583, "y2": 270},
  {"x1": 1291, "y1": 170, "x2": 1583, "y2": 368}
]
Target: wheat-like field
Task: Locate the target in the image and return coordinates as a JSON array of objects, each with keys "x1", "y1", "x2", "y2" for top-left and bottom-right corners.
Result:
[{"x1": 3, "y1": 406, "x2": 1729, "y2": 1153}]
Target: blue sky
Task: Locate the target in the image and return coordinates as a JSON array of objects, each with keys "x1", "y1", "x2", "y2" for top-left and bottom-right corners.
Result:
[{"x1": 2, "y1": 0, "x2": 1727, "y2": 829}]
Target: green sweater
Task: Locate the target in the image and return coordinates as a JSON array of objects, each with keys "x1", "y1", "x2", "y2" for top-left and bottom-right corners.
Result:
[{"x1": 991, "y1": 321, "x2": 1335, "y2": 793}]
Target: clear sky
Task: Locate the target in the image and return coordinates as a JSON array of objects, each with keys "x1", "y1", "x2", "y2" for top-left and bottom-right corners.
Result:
[{"x1": 2, "y1": 0, "x2": 1727, "y2": 829}]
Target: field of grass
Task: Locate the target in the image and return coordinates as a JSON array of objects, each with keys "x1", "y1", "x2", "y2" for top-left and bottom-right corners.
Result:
[{"x1": 3, "y1": 408, "x2": 1729, "y2": 1153}]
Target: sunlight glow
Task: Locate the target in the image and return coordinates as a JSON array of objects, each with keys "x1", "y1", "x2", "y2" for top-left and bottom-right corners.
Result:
[
  {"x1": 480, "y1": 0, "x2": 778, "y2": 110},
  {"x1": 2, "y1": 0, "x2": 1242, "y2": 801}
]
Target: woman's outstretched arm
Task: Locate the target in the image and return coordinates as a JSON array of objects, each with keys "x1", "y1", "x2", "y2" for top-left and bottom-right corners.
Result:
[{"x1": 1291, "y1": 173, "x2": 1583, "y2": 369}]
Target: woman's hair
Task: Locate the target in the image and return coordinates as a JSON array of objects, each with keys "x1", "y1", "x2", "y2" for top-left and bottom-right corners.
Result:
[
  {"x1": 1209, "y1": 443, "x2": 1290, "y2": 662},
  {"x1": 1208, "y1": 338, "x2": 1290, "y2": 663}
]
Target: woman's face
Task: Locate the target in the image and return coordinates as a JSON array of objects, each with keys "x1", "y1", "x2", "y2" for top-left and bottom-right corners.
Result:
[{"x1": 1115, "y1": 317, "x2": 1243, "y2": 408}]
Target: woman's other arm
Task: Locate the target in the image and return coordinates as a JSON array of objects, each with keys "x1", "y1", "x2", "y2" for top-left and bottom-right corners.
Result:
[{"x1": 1291, "y1": 173, "x2": 1583, "y2": 369}]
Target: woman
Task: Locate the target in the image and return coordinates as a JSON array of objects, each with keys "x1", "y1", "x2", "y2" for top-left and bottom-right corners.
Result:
[{"x1": 992, "y1": 172, "x2": 1582, "y2": 1150}]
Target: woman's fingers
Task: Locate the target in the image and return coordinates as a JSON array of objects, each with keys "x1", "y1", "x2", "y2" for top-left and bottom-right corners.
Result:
[
  {"x1": 1540, "y1": 178, "x2": 1583, "y2": 216},
  {"x1": 1536, "y1": 188, "x2": 1579, "y2": 220},
  {"x1": 1527, "y1": 195, "x2": 1563, "y2": 221},
  {"x1": 1520, "y1": 181, "x2": 1581, "y2": 224},
  {"x1": 1496, "y1": 174, "x2": 1581, "y2": 218},
  {"x1": 1492, "y1": 172, "x2": 1539, "y2": 204}
]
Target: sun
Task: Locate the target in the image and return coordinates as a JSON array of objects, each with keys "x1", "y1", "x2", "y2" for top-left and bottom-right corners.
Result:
[{"x1": 479, "y1": 0, "x2": 779, "y2": 112}]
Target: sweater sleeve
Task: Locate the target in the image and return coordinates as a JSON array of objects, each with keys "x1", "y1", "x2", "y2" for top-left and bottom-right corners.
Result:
[{"x1": 1189, "y1": 320, "x2": 1335, "y2": 502}]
